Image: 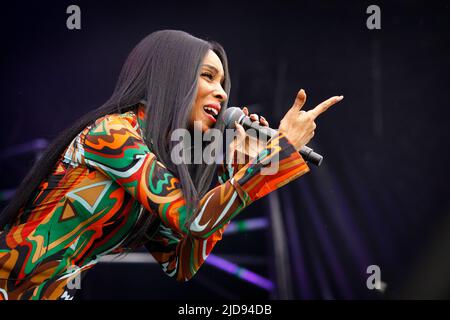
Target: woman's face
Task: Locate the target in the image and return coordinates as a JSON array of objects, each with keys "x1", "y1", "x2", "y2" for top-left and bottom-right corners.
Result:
[{"x1": 190, "y1": 49, "x2": 228, "y2": 132}]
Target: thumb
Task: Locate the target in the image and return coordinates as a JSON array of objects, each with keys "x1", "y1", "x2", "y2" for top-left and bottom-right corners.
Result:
[
  {"x1": 234, "y1": 122, "x2": 247, "y2": 146},
  {"x1": 290, "y1": 89, "x2": 307, "y2": 113}
]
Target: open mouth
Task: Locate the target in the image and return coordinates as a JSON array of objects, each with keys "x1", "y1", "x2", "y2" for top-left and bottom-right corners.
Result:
[{"x1": 203, "y1": 105, "x2": 219, "y2": 123}]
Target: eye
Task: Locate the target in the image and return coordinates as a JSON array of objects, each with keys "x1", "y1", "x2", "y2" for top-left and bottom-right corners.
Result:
[{"x1": 201, "y1": 72, "x2": 214, "y2": 80}]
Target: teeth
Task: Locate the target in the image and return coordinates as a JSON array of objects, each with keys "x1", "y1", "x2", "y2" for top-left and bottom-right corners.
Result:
[{"x1": 203, "y1": 106, "x2": 218, "y2": 116}]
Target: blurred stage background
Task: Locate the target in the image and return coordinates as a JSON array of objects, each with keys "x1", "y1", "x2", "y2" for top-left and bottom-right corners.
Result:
[{"x1": 0, "y1": 0, "x2": 449, "y2": 299}]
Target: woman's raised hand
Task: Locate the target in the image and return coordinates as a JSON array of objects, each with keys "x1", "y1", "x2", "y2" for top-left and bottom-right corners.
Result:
[{"x1": 278, "y1": 89, "x2": 343, "y2": 151}]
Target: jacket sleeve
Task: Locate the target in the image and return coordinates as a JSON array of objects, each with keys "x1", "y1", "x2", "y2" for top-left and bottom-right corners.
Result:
[
  {"x1": 143, "y1": 218, "x2": 230, "y2": 281},
  {"x1": 81, "y1": 113, "x2": 309, "y2": 280}
]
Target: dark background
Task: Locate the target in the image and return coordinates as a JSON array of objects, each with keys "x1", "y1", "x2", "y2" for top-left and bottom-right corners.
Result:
[{"x1": 0, "y1": 0, "x2": 449, "y2": 299}]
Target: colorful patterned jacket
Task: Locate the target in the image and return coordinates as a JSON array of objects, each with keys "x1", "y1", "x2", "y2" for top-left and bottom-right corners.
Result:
[{"x1": 0, "y1": 103, "x2": 309, "y2": 300}]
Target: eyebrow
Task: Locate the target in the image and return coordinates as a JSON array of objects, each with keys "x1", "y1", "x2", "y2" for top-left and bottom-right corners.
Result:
[{"x1": 202, "y1": 64, "x2": 225, "y2": 84}]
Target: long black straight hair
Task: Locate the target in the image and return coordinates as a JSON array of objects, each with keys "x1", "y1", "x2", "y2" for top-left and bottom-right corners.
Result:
[{"x1": 0, "y1": 30, "x2": 231, "y2": 232}]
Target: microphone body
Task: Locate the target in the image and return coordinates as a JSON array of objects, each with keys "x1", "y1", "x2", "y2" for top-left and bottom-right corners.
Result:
[{"x1": 223, "y1": 107, "x2": 323, "y2": 166}]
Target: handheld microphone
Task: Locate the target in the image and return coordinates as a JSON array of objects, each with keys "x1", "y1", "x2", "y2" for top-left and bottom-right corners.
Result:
[{"x1": 222, "y1": 107, "x2": 323, "y2": 166}]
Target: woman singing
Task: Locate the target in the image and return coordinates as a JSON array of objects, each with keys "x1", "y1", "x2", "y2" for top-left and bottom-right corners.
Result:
[{"x1": 0, "y1": 30, "x2": 342, "y2": 300}]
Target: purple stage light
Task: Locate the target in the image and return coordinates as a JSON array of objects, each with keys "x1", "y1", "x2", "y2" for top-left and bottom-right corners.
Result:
[{"x1": 206, "y1": 254, "x2": 274, "y2": 291}]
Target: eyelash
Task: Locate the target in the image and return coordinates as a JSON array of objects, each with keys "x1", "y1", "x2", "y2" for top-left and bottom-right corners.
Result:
[
  {"x1": 202, "y1": 72, "x2": 226, "y2": 89},
  {"x1": 201, "y1": 72, "x2": 214, "y2": 80}
]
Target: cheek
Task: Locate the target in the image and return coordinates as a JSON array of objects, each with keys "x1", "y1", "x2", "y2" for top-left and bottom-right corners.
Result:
[
  {"x1": 196, "y1": 80, "x2": 210, "y2": 101},
  {"x1": 192, "y1": 83, "x2": 208, "y2": 115},
  {"x1": 193, "y1": 102, "x2": 203, "y2": 118},
  {"x1": 190, "y1": 99, "x2": 204, "y2": 123}
]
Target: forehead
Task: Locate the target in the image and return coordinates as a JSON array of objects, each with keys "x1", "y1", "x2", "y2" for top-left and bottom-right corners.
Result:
[{"x1": 202, "y1": 50, "x2": 224, "y2": 74}]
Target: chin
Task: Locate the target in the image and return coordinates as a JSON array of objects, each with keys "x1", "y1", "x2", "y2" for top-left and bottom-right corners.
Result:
[
  {"x1": 190, "y1": 119, "x2": 210, "y2": 133},
  {"x1": 201, "y1": 123, "x2": 213, "y2": 132}
]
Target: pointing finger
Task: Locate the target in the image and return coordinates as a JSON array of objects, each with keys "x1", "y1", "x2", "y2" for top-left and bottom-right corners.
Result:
[{"x1": 308, "y1": 95, "x2": 343, "y2": 119}]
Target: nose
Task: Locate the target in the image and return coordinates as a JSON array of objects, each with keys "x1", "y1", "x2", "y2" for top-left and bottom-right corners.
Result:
[{"x1": 213, "y1": 84, "x2": 228, "y2": 102}]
